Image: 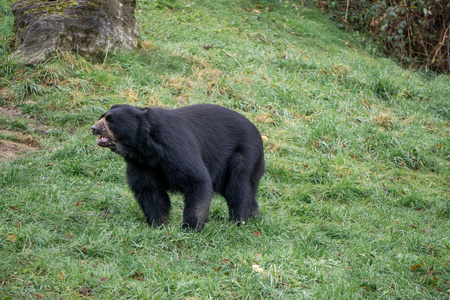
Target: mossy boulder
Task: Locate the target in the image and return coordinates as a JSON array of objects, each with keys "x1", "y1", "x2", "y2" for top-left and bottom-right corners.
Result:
[{"x1": 11, "y1": 0, "x2": 138, "y2": 64}]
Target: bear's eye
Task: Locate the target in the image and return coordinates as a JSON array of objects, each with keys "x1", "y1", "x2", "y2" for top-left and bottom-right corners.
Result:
[{"x1": 105, "y1": 114, "x2": 113, "y2": 123}]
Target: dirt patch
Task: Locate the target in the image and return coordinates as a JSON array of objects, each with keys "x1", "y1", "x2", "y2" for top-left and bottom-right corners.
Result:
[
  {"x1": 0, "y1": 130, "x2": 41, "y2": 147},
  {"x1": 0, "y1": 104, "x2": 42, "y2": 160},
  {"x1": 0, "y1": 88, "x2": 10, "y2": 101},
  {"x1": 0, "y1": 107, "x2": 23, "y2": 118},
  {"x1": 0, "y1": 139, "x2": 40, "y2": 160}
]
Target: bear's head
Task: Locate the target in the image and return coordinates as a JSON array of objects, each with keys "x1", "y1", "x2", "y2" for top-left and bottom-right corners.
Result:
[{"x1": 91, "y1": 105, "x2": 145, "y2": 156}]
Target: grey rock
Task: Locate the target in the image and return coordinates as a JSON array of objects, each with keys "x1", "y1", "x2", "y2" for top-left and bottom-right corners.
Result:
[{"x1": 11, "y1": 0, "x2": 138, "y2": 64}]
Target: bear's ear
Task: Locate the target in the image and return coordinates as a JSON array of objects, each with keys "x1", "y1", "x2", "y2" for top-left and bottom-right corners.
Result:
[
  {"x1": 98, "y1": 112, "x2": 107, "y2": 120},
  {"x1": 105, "y1": 113, "x2": 113, "y2": 123}
]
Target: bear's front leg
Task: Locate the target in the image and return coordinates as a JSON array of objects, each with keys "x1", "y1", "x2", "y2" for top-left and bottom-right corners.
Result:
[
  {"x1": 126, "y1": 161, "x2": 171, "y2": 227},
  {"x1": 133, "y1": 186, "x2": 171, "y2": 227}
]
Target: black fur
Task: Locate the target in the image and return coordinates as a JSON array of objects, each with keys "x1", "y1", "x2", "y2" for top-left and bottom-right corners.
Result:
[{"x1": 92, "y1": 104, "x2": 265, "y2": 231}]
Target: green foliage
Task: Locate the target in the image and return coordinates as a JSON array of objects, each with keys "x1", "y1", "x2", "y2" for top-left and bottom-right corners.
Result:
[
  {"x1": 0, "y1": 0, "x2": 449, "y2": 299},
  {"x1": 316, "y1": 0, "x2": 450, "y2": 73},
  {"x1": 11, "y1": 78, "x2": 44, "y2": 101}
]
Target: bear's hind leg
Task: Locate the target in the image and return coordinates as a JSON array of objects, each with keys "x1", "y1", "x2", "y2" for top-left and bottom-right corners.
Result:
[
  {"x1": 224, "y1": 153, "x2": 260, "y2": 224},
  {"x1": 225, "y1": 176, "x2": 259, "y2": 224}
]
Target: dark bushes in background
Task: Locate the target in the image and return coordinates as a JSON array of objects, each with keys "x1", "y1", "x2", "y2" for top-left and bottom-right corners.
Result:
[{"x1": 315, "y1": 0, "x2": 449, "y2": 73}]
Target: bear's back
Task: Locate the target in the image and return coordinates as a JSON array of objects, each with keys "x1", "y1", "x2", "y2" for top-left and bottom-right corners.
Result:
[{"x1": 170, "y1": 104, "x2": 264, "y2": 193}]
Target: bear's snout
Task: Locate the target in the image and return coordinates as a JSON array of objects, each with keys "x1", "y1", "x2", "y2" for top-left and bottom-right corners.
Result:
[
  {"x1": 91, "y1": 124, "x2": 100, "y2": 135},
  {"x1": 91, "y1": 118, "x2": 115, "y2": 148},
  {"x1": 91, "y1": 119, "x2": 108, "y2": 137}
]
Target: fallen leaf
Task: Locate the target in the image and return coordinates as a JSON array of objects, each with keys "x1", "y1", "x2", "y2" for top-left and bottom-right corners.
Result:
[
  {"x1": 79, "y1": 286, "x2": 91, "y2": 296},
  {"x1": 253, "y1": 231, "x2": 262, "y2": 237},
  {"x1": 127, "y1": 89, "x2": 137, "y2": 102},
  {"x1": 100, "y1": 209, "x2": 110, "y2": 219},
  {"x1": 100, "y1": 277, "x2": 107, "y2": 282},
  {"x1": 252, "y1": 264, "x2": 268, "y2": 277},
  {"x1": 382, "y1": 183, "x2": 388, "y2": 193},
  {"x1": 252, "y1": 264, "x2": 263, "y2": 272},
  {"x1": 203, "y1": 44, "x2": 214, "y2": 50},
  {"x1": 9, "y1": 206, "x2": 21, "y2": 211},
  {"x1": 7, "y1": 235, "x2": 16, "y2": 242},
  {"x1": 132, "y1": 272, "x2": 145, "y2": 281},
  {"x1": 214, "y1": 266, "x2": 222, "y2": 272},
  {"x1": 411, "y1": 264, "x2": 421, "y2": 270}
]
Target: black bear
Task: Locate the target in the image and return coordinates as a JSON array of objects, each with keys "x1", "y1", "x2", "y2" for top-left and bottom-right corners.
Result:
[{"x1": 91, "y1": 104, "x2": 265, "y2": 231}]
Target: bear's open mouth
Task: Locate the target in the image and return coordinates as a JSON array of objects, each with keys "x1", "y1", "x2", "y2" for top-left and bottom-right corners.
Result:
[{"x1": 96, "y1": 136, "x2": 113, "y2": 147}]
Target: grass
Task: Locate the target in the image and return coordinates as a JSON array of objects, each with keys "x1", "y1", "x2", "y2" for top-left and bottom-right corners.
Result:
[{"x1": 1, "y1": 0, "x2": 449, "y2": 298}]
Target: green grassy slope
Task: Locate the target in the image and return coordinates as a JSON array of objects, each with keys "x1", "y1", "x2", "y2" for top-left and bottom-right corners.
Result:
[{"x1": 1, "y1": 0, "x2": 449, "y2": 298}]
